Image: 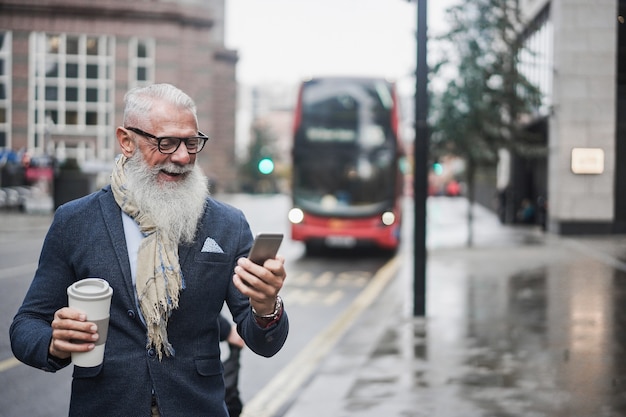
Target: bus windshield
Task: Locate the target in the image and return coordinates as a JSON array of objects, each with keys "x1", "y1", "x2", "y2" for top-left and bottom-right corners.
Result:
[{"x1": 292, "y1": 77, "x2": 401, "y2": 217}]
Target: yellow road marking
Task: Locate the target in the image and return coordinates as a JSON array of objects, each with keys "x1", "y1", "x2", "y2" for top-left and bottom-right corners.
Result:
[
  {"x1": 313, "y1": 271, "x2": 334, "y2": 287},
  {"x1": 0, "y1": 357, "x2": 20, "y2": 373},
  {"x1": 240, "y1": 254, "x2": 400, "y2": 417}
]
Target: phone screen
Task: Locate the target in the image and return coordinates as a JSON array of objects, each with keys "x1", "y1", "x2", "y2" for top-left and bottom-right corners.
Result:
[{"x1": 248, "y1": 233, "x2": 283, "y2": 265}]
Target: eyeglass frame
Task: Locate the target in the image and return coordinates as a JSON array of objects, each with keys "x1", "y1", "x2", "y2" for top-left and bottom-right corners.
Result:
[{"x1": 125, "y1": 126, "x2": 209, "y2": 154}]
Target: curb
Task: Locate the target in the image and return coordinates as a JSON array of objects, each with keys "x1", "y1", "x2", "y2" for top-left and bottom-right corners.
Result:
[{"x1": 240, "y1": 254, "x2": 401, "y2": 417}]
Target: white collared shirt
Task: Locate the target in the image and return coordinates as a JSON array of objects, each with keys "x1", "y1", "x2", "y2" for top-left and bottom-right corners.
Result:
[{"x1": 121, "y1": 211, "x2": 145, "y2": 324}]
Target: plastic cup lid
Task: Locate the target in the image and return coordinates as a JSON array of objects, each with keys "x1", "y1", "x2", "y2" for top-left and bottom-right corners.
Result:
[{"x1": 67, "y1": 278, "x2": 113, "y2": 301}]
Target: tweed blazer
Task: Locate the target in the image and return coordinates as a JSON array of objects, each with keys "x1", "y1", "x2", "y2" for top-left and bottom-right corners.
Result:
[{"x1": 10, "y1": 185, "x2": 289, "y2": 417}]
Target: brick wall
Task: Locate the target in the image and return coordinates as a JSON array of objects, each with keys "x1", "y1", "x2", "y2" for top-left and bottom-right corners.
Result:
[{"x1": 0, "y1": 0, "x2": 239, "y2": 191}]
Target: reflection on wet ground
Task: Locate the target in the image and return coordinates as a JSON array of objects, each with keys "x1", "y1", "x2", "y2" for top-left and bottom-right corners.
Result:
[
  {"x1": 341, "y1": 238, "x2": 626, "y2": 416},
  {"x1": 282, "y1": 198, "x2": 626, "y2": 417}
]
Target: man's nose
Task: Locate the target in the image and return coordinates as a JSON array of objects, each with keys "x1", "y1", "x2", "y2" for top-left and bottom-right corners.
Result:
[{"x1": 169, "y1": 140, "x2": 192, "y2": 164}]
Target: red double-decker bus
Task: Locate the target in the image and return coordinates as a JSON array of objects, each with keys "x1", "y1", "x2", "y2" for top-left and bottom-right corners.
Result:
[{"x1": 288, "y1": 76, "x2": 405, "y2": 253}]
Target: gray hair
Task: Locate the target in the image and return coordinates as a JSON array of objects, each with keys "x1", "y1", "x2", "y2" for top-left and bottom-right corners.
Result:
[{"x1": 122, "y1": 83, "x2": 198, "y2": 128}]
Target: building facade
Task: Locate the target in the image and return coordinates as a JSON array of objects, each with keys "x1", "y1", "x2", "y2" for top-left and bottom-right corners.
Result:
[
  {"x1": 513, "y1": 0, "x2": 623, "y2": 234},
  {"x1": 0, "y1": 0, "x2": 239, "y2": 192}
]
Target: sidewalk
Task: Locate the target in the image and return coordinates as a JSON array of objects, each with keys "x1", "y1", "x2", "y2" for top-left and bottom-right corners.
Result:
[
  {"x1": 6, "y1": 196, "x2": 626, "y2": 416},
  {"x1": 281, "y1": 198, "x2": 626, "y2": 417}
]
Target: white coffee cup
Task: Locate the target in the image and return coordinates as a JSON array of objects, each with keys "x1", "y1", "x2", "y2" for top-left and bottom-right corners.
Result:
[{"x1": 67, "y1": 278, "x2": 113, "y2": 367}]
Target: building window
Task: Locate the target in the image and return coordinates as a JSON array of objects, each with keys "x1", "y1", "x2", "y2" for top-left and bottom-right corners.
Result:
[
  {"x1": 518, "y1": 7, "x2": 553, "y2": 116},
  {"x1": 0, "y1": 31, "x2": 11, "y2": 149},
  {"x1": 129, "y1": 38, "x2": 155, "y2": 88},
  {"x1": 30, "y1": 32, "x2": 115, "y2": 161}
]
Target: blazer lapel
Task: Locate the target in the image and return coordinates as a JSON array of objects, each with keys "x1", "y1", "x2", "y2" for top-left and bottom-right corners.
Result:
[
  {"x1": 98, "y1": 187, "x2": 136, "y2": 302},
  {"x1": 179, "y1": 202, "x2": 210, "y2": 268}
]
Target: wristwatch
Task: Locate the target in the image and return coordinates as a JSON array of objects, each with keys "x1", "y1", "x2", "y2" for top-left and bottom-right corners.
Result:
[{"x1": 252, "y1": 295, "x2": 283, "y2": 320}]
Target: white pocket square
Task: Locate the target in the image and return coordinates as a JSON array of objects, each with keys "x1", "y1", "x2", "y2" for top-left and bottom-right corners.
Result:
[{"x1": 201, "y1": 237, "x2": 225, "y2": 253}]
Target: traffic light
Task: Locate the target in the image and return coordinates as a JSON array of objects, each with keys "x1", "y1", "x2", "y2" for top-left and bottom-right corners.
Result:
[
  {"x1": 257, "y1": 158, "x2": 274, "y2": 175},
  {"x1": 433, "y1": 162, "x2": 443, "y2": 176}
]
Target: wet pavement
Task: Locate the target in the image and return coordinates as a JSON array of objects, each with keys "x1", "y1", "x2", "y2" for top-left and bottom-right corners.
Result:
[
  {"x1": 5, "y1": 197, "x2": 626, "y2": 416},
  {"x1": 281, "y1": 198, "x2": 626, "y2": 417}
]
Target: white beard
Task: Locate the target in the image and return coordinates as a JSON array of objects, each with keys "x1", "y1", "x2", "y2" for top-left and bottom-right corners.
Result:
[{"x1": 124, "y1": 152, "x2": 209, "y2": 244}]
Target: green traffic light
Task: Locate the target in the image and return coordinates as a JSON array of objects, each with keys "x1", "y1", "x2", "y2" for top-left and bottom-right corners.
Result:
[
  {"x1": 258, "y1": 158, "x2": 274, "y2": 175},
  {"x1": 433, "y1": 162, "x2": 443, "y2": 176}
]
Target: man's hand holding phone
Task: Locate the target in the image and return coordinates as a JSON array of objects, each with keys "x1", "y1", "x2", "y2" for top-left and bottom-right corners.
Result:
[{"x1": 233, "y1": 234, "x2": 286, "y2": 320}]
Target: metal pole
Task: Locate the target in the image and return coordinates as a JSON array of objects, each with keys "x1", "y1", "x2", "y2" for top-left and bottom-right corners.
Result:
[{"x1": 413, "y1": 0, "x2": 428, "y2": 316}]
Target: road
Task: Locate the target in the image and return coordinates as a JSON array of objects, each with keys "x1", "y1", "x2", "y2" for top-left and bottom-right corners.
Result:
[
  {"x1": 201, "y1": 193, "x2": 397, "y2": 416},
  {"x1": 0, "y1": 193, "x2": 394, "y2": 417}
]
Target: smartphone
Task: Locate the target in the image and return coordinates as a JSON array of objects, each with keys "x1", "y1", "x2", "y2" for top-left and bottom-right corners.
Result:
[
  {"x1": 248, "y1": 233, "x2": 283, "y2": 265},
  {"x1": 248, "y1": 233, "x2": 284, "y2": 265}
]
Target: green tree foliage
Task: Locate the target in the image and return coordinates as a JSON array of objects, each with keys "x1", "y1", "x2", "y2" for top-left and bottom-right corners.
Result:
[{"x1": 430, "y1": 0, "x2": 545, "y2": 245}]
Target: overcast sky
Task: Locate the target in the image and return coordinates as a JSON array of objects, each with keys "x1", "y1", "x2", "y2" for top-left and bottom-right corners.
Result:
[{"x1": 225, "y1": 0, "x2": 455, "y2": 88}]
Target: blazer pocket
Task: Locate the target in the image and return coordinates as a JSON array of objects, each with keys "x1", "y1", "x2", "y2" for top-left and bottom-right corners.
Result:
[
  {"x1": 194, "y1": 252, "x2": 230, "y2": 264},
  {"x1": 195, "y1": 357, "x2": 223, "y2": 376},
  {"x1": 72, "y1": 363, "x2": 104, "y2": 378}
]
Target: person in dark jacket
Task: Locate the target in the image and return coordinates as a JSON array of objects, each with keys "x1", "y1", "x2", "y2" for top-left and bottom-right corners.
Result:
[
  {"x1": 10, "y1": 83, "x2": 288, "y2": 417},
  {"x1": 219, "y1": 314, "x2": 245, "y2": 417}
]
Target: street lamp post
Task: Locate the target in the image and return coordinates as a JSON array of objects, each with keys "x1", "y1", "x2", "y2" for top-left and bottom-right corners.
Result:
[{"x1": 413, "y1": 0, "x2": 428, "y2": 317}]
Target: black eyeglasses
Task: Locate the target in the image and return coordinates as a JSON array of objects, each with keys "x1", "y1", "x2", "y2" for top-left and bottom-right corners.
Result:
[{"x1": 125, "y1": 127, "x2": 209, "y2": 154}]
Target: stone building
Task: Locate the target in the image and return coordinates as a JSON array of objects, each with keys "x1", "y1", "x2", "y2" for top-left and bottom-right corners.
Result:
[
  {"x1": 0, "y1": 0, "x2": 239, "y2": 192},
  {"x1": 508, "y1": 0, "x2": 625, "y2": 234}
]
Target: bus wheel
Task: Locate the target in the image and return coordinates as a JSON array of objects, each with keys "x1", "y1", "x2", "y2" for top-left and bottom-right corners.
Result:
[{"x1": 305, "y1": 241, "x2": 323, "y2": 257}]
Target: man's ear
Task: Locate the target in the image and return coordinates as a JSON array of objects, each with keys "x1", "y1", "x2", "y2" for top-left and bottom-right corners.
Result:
[{"x1": 117, "y1": 127, "x2": 135, "y2": 157}]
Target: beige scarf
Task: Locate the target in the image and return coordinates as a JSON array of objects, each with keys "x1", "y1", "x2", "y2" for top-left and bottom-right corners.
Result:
[{"x1": 111, "y1": 155, "x2": 183, "y2": 360}]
